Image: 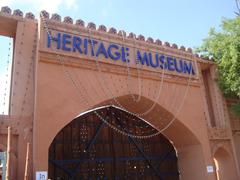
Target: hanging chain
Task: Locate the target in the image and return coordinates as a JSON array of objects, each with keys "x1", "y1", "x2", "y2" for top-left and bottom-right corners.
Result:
[
  {"x1": 86, "y1": 28, "x2": 169, "y2": 117},
  {"x1": 40, "y1": 12, "x2": 198, "y2": 139},
  {"x1": 119, "y1": 30, "x2": 139, "y2": 102}
]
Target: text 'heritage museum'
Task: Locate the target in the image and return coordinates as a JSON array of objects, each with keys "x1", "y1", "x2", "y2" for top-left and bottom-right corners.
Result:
[{"x1": 0, "y1": 6, "x2": 240, "y2": 180}]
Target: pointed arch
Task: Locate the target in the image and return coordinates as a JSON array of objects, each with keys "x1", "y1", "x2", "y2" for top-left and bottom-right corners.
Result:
[
  {"x1": 48, "y1": 105, "x2": 179, "y2": 179},
  {"x1": 214, "y1": 147, "x2": 238, "y2": 180}
]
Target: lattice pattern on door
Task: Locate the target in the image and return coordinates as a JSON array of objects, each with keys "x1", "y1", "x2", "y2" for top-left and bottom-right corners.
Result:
[{"x1": 48, "y1": 106, "x2": 179, "y2": 180}]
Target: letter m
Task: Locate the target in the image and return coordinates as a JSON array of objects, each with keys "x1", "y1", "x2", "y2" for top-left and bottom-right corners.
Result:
[{"x1": 136, "y1": 50, "x2": 149, "y2": 66}]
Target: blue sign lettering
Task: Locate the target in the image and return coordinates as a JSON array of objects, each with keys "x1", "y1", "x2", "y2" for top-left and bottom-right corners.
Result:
[
  {"x1": 136, "y1": 50, "x2": 149, "y2": 66},
  {"x1": 96, "y1": 42, "x2": 108, "y2": 58},
  {"x1": 47, "y1": 32, "x2": 195, "y2": 75}
]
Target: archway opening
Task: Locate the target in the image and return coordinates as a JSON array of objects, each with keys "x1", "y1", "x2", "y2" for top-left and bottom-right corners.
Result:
[
  {"x1": 214, "y1": 147, "x2": 238, "y2": 180},
  {"x1": 48, "y1": 105, "x2": 179, "y2": 180}
]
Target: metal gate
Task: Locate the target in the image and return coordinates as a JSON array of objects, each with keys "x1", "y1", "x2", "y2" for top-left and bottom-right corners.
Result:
[{"x1": 48, "y1": 106, "x2": 179, "y2": 180}]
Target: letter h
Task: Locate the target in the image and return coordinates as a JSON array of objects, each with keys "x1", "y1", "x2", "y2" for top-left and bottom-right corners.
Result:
[{"x1": 47, "y1": 32, "x2": 61, "y2": 49}]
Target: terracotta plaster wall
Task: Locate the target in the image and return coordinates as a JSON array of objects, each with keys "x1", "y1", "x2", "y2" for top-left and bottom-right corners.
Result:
[
  {"x1": 227, "y1": 99, "x2": 240, "y2": 175},
  {"x1": 33, "y1": 18, "x2": 217, "y2": 179},
  {"x1": 0, "y1": 10, "x2": 37, "y2": 180},
  {"x1": 233, "y1": 134, "x2": 240, "y2": 172},
  {"x1": 9, "y1": 19, "x2": 37, "y2": 117},
  {"x1": 10, "y1": 18, "x2": 37, "y2": 180},
  {"x1": 33, "y1": 55, "x2": 216, "y2": 179}
]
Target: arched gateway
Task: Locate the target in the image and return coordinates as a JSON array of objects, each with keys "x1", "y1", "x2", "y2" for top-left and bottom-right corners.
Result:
[{"x1": 48, "y1": 106, "x2": 179, "y2": 180}]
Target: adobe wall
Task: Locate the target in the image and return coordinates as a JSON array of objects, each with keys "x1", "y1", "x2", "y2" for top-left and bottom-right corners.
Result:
[
  {"x1": 34, "y1": 11, "x2": 215, "y2": 180},
  {"x1": 0, "y1": 6, "x2": 37, "y2": 180},
  {"x1": 227, "y1": 99, "x2": 240, "y2": 175}
]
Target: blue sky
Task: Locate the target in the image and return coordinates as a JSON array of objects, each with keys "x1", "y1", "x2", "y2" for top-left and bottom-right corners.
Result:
[
  {"x1": 0, "y1": 36, "x2": 12, "y2": 114},
  {"x1": 0, "y1": 0, "x2": 237, "y2": 47},
  {"x1": 0, "y1": 0, "x2": 238, "y2": 114}
]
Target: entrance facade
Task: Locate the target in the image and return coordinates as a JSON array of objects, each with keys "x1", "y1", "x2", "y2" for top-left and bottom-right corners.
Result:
[{"x1": 0, "y1": 6, "x2": 240, "y2": 180}]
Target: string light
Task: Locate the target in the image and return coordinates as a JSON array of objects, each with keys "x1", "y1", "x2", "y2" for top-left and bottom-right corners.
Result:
[
  {"x1": 118, "y1": 30, "x2": 142, "y2": 102},
  {"x1": 9, "y1": 21, "x2": 27, "y2": 115},
  {"x1": 19, "y1": 21, "x2": 38, "y2": 120},
  {"x1": 86, "y1": 25, "x2": 199, "y2": 119},
  {"x1": 86, "y1": 28, "x2": 169, "y2": 117},
  {"x1": 40, "y1": 12, "x2": 199, "y2": 139}
]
